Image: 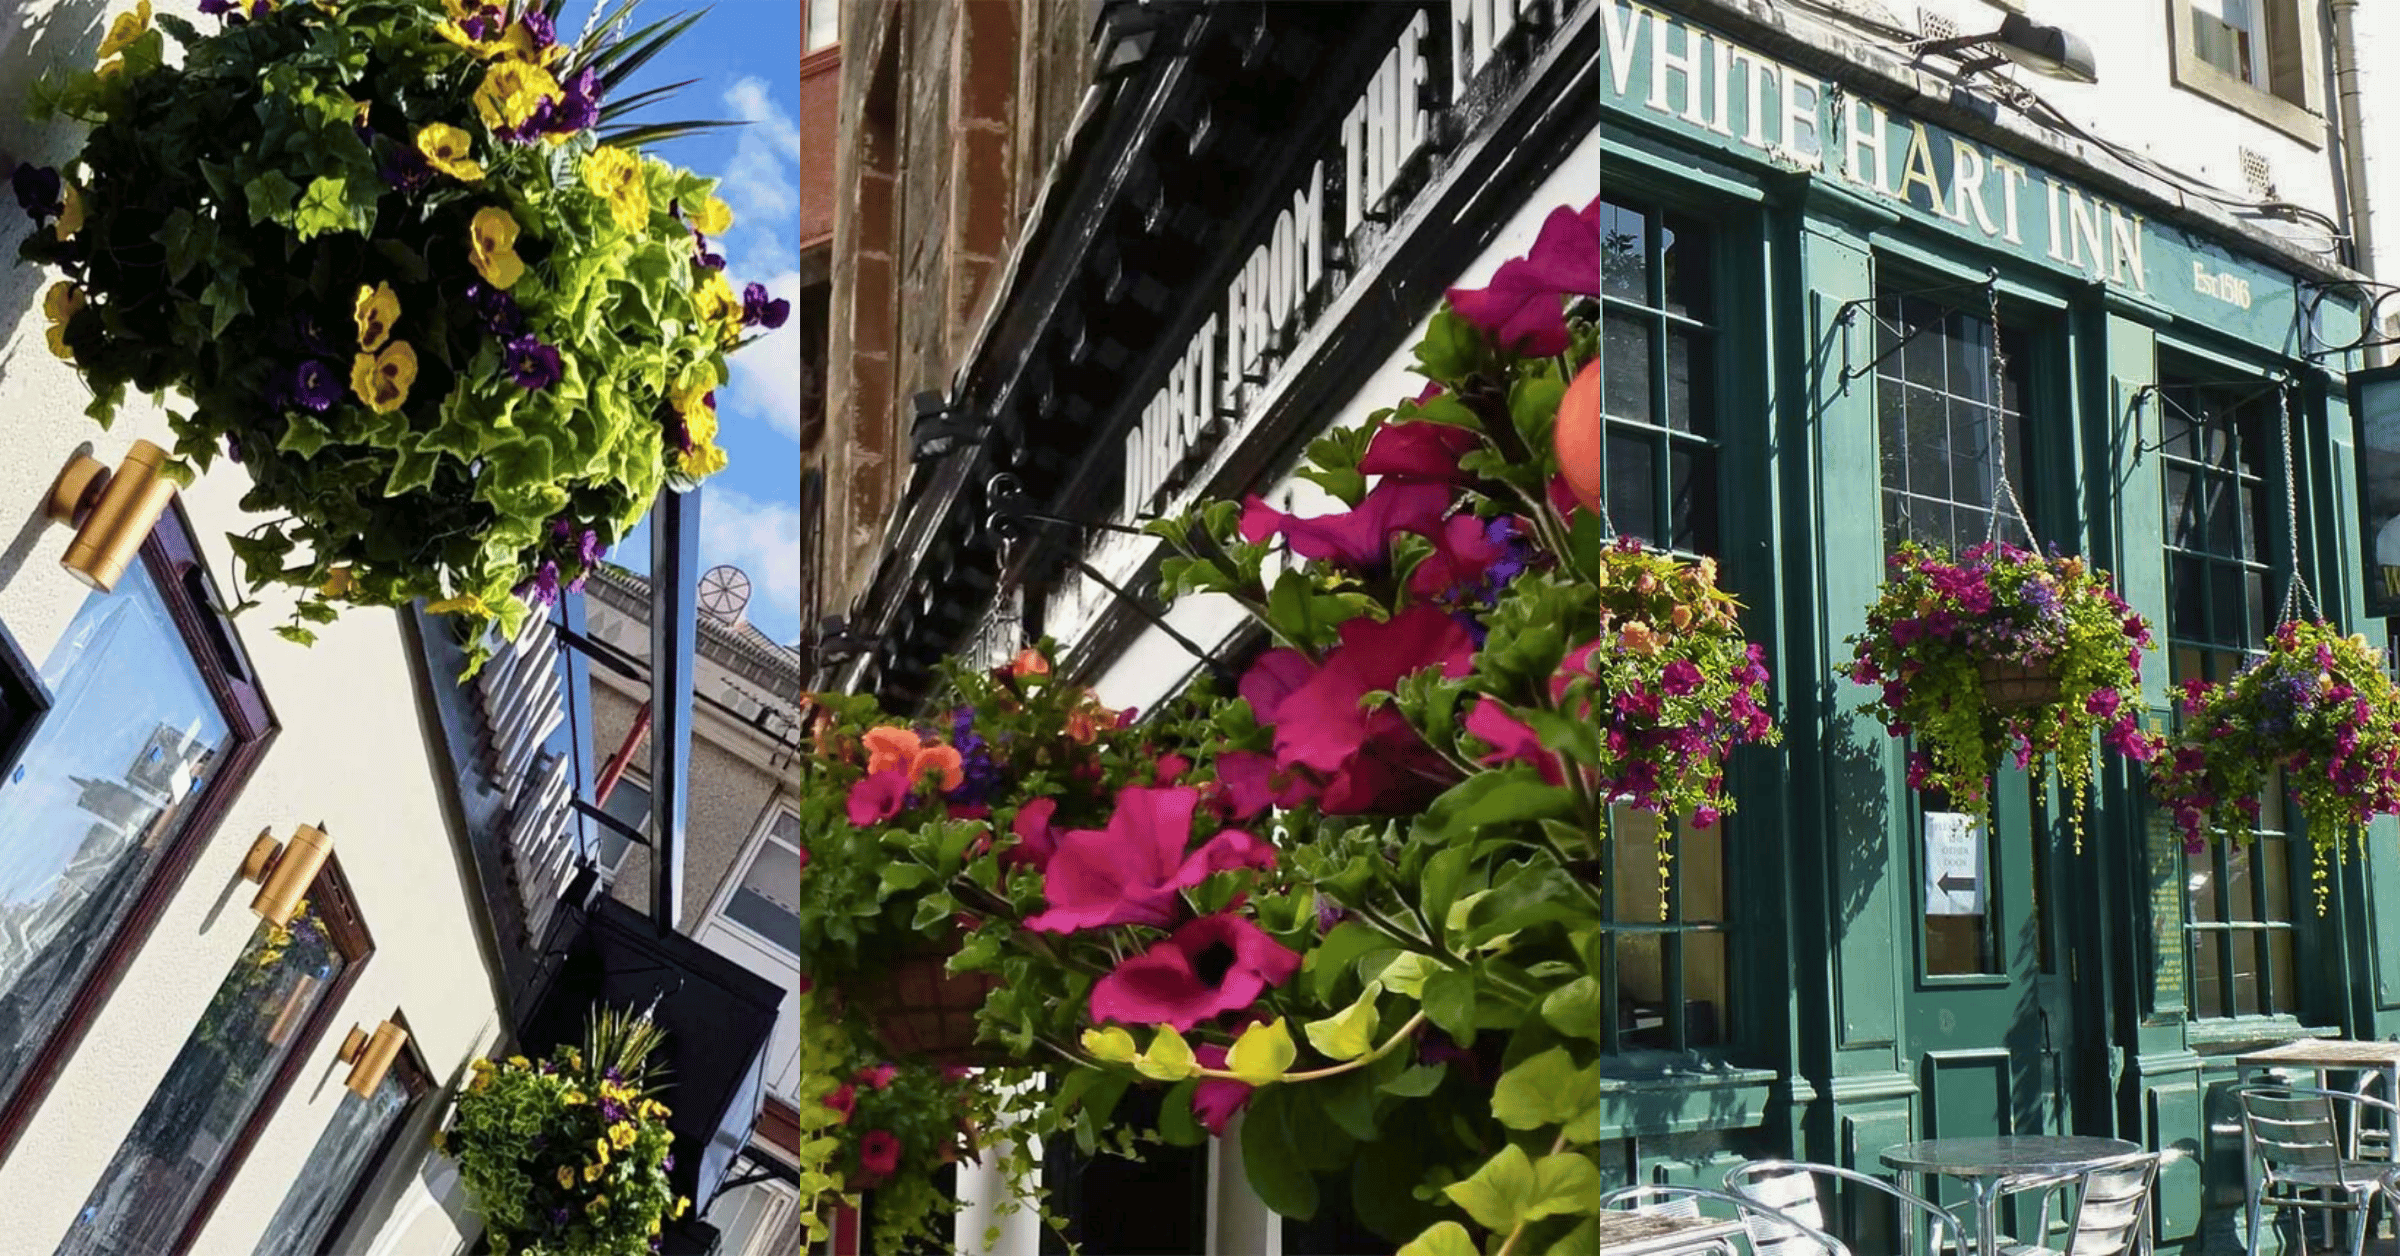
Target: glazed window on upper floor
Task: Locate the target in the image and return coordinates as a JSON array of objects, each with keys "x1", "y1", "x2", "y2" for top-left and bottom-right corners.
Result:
[
  {"x1": 805, "y1": 0, "x2": 838, "y2": 52},
  {"x1": 716, "y1": 810, "x2": 800, "y2": 955},
  {"x1": 250, "y1": 1023, "x2": 431, "y2": 1256},
  {"x1": 2155, "y1": 368, "x2": 2307, "y2": 1020},
  {"x1": 2168, "y1": 0, "x2": 2325, "y2": 146},
  {"x1": 1597, "y1": 194, "x2": 1720, "y2": 556},
  {"x1": 1873, "y1": 287, "x2": 2034, "y2": 557}
]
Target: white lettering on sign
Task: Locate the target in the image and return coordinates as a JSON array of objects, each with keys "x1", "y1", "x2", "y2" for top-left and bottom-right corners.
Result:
[
  {"x1": 1600, "y1": 1, "x2": 2155, "y2": 294},
  {"x1": 2192, "y1": 261, "x2": 2254, "y2": 310},
  {"x1": 1453, "y1": 0, "x2": 1530, "y2": 103},
  {"x1": 1342, "y1": 11, "x2": 1434, "y2": 239}
]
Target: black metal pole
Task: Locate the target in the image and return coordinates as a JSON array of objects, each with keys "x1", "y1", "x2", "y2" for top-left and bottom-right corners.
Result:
[
  {"x1": 1071, "y1": 558, "x2": 1237, "y2": 688},
  {"x1": 647, "y1": 488, "x2": 700, "y2": 936}
]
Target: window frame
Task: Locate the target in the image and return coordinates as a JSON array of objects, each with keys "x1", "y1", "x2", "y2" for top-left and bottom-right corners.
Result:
[
  {"x1": 704, "y1": 804, "x2": 802, "y2": 957},
  {"x1": 297, "y1": 1012, "x2": 435, "y2": 1256},
  {"x1": 1597, "y1": 192, "x2": 1724, "y2": 556},
  {"x1": 0, "y1": 622, "x2": 48, "y2": 788},
  {"x1": 803, "y1": 0, "x2": 839, "y2": 55},
  {"x1": 1867, "y1": 267, "x2": 2043, "y2": 558},
  {"x1": 0, "y1": 498, "x2": 278, "y2": 1164},
  {"x1": 2166, "y1": 0, "x2": 2324, "y2": 147}
]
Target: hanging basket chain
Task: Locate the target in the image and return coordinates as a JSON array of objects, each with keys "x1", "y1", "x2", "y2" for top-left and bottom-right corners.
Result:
[
  {"x1": 2275, "y1": 378, "x2": 2323, "y2": 624},
  {"x1": 1984, "y1": 272, "x2": 2034, "y2": 547}
]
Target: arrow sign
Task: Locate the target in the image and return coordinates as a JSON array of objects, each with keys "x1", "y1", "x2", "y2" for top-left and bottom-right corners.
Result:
[{"x1": 1937, "y1": 874, "x2": 1978, "y2": 894}]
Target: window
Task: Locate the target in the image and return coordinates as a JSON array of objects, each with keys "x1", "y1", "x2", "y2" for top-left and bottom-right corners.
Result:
[
  {"x1": 1598, "y1": 195, "x2": 1720, "y2": 555},
  {"x1": 1874, "y1": 289, "x2": 2032, "y2": 555},
  {"x1": 805, "y1": 0, "x2": 839, "y2": 52},
  {"x1": 722, "y1": 812, "x2": 800, "y2": 953},
  {"x1": 597, "y1": 777, "x2": 651, "y2": 878},
  {"x1": 2169, "y1": 0, "x2": 2323, "y2": 144},
  {"x1": 2157, "y1": 370, "x2": 2302, "y2": 1019},
  {"x1": 1601, "y1": 807, "x2": 1728, "y2": 1051},
  {"x1": 250, "y1": 1038, "x2": 429, "y2": 1256},
  {"x1": 0, "y1": 627, "x2": 47, "y2": 787},
  {"x1": 0, "y1": 507, "x2": 273, "y2": 1161},
  {"x1": 58, "y1": 873, "x2": 371, "y2": 1254},
  {"x1": 710, "y1": 1174, "x2": 802, "y2": 1256}
]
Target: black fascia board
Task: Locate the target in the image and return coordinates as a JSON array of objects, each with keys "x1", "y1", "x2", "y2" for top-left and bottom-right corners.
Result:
[{"x1": 646, "y1": 486, "x2": 700, "y2": 934}]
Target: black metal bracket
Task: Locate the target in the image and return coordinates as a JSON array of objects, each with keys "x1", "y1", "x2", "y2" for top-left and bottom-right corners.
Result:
[
  {"x1": 2124, "y1": 371, "x2": 2291, "y2": 459},
  {"x1": 1834, "y1": 270, "x2": 1999, "y2": 384},
  {"x1": 2301, "y1": 278, "x2": 2400, "y2": 362}
]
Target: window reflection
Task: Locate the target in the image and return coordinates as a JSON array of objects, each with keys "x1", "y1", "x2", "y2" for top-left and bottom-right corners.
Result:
[
  {"x1": 251, "y1": 1067, "x2": 412, "y2": 1256},
  {"x1": 0, "y1": 562, "x2": 231, "y2": 1115}
]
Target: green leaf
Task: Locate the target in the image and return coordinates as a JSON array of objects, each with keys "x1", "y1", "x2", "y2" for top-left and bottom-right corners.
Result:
[
  {"x1": 1527, "y1": 1152, "x2": 1602, "y2": 1220},
  {"x1": 1508, "y1": 375, "x2": 1568, "y2": 453},
  {"x1": 1422, "y1": 966, "x2": 1478, "y2": 1047},
  {"x1": 1228, "y1": 1017, "x2": 1297, "y2": 1084},
  {"x1": 1136, "y1": 1025, "x2": 1198, "y2": 1082},
  {"x1": 292, "y1": 175, "x2": 355, "y2": 239},
  {"x1": 909, "y1": 891, "x2": 957, "y2": 930},
  {"x1": 274, "y1": 624, "x2": 318, "y2": 646},
  {"x1": 878, "y1": 863, "x2": 932, "y2": 896},
  {"x1": 1458, "y1": 863, "x2": 1589, "y2": 949},
  {"x1": 1320, "y1": 1064, "x2": 1382, "y2": 1142},
  {"x1": 1443, "y1": 1143, "x2": 1537, "y2": 1232},
  {"x1": 1397, "y1": 1221, "x2": 1479, "y2": 1256},
  {"x1": 1492, "y1": 1047, "x2": 1603, "y2": 1131},
  {"x1": 201, "y1": 274, "x2": 251, "y2": 337},
  {"x1": 277, "y1": 413, "x2": 331, "y2": 458},
  {"x1": 1157, "y1": 1079, "x2": 1206, "y2": 1146},
  {"x1": 1241, "y1": 1087, "x2": 1320, "y2": 1220},
  {"x1": 1420, "y1": 846, "x2": 1473, "y2": 947},
  {"x1": 243, "y1": 170, "x2": 301, "y2": 225},
  {"x1": 1308, "y1": 922, "x2": 1384, "y2": 1004},
  {"x1": 1541, "y1": 977, "x2": 1608, "y2": 1040},
  {"x1": 1414, "y1": 308, "x2": 1483, "y2": 383},
  {"x1": 1366, "y1": 951, "x2": 1442, "y2": 1000},
  {"x1": 1379, "y1": 1063, "x2": 1447, "y2": 1097},
  {"x1": 1430, "y1": 768, "x2": 1578, "y2": 836},
  {"x1": 1303, "y1": 982, "x2": 1382, "y2": 1062},
  {"x1": 1544, "y1": 1216, "x2": 1601, "y2": 1256}
]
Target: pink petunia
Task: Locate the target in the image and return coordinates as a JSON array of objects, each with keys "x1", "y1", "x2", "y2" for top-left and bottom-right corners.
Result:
[
  {"x1": 855, "y1": 1064, "x2": 899, "y2": 1090},
  {"x1": 822, "y1": 1084, "x2": 857, "y2": 1124},
  {"x1": 1211, "y1": 750, "x2": 1316, "y2": 819},
  {"x1": 1445, "y1": 199, "x2": 1600, "y2": 356},
  {"x1": 1239, "y1": 649, "x2": 1316, "y2": 724},
  {"x1": 1406, "y1": 513, "x2": 1509, "y2": 601},
  {"x1": 1022, "y1": 788, "x2": 1276, "y2": 934},
  {"x1": 1156, "y1": 754, "x2": 1193, "y2": 785},
  {"x1": 1001, "y1": 797, "x2": 1062, "y2": 871},
  {"x1": 847, "y1": 769, "x2": 913, "y2": 826},
  {"x1": 1271, "y1": 607, "x2": 1478, "y2": 777},
  {"x1": 858, "y1": 1128, "x2": 902, "y2": 1177},
  {"x1": 1358, "y1": 421, "x2": 1483, "y2": 488},
  {"x1": 1190, "y1": 1042, "x2": 1254, "y2": 1134},
  {"x1": 1237, "y1": 481, "x2": 1452, "y2": 571},
  {"x1": 1464, "y1": 698, "x2": 1565, "y2": 786},
  {"x1": 1087, "y1": 913, "x2": 1302, "y2": 1031}
]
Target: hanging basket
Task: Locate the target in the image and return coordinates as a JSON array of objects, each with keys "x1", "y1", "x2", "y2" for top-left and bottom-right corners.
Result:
[
  {"x1": 848, "y1": 949, "x2": 1002, "y2": 1066},
  {"x1": 1978, "y1": 656, "x2": 2063, "y2": 713}
]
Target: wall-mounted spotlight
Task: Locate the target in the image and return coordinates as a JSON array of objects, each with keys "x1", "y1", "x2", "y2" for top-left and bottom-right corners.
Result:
[
  {"x1": 239, "y1": 823, "x2": 335, "y2": 927},
  {"x1": 1920, "y1": 14, "x2": 2096, "y2": 84},
  {"x1": 334, "y1": 1019, "x2": 409, "y2": 1098},
  {"x1": 1091, "y1": 1, "x2": 1166, "y2": 78},
  {"x1": 44, "y1": 439, "x2": 177, "y2": 592}
]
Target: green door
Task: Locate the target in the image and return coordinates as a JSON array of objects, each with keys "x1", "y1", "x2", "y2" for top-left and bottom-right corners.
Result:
[{"x1": 1903, "y1": 769, "x2": 2077, "y2": 1156}]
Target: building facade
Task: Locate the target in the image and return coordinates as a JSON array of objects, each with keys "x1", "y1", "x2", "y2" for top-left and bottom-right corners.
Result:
[{"x1": 829, "y1": 0, "x2": 2400, "y2": 1252}]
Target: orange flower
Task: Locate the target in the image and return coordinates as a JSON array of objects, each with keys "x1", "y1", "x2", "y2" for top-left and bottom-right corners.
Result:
[
  {"x1": 1011, "y1": 648, "x2": 1051, "y2": 678},
  {"x1": 1619, "y1": 622, "x2": 1659, "y2": 656},
  {"x1": 863, "y1": 726, "x2": 922, "y2": 776},
  {"x1": 1670, "y1": 604, "x2": 1694, "y2": 631},
  {"x1": 1065, "y1": 709, "x2": 1099, "y2": 744},
  {"x1": 912, "y1": 744, "x2": 965, "y2": 791}
]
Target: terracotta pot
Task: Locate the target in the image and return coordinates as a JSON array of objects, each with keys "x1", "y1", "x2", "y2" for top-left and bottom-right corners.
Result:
[
  {"x1": 1556, "y1": 359, "x2": 1602, "y2": 515},
  {"x1": 849, "y1": 950, "x2": 1002, "y2": 1066},
  {"x1": 1977, "y1": 656, "x2": 2063, "y2": 713}
]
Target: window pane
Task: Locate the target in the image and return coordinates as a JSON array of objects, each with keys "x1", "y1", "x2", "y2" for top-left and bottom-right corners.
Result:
[
  {"x1": 1665, "y1": 330, "x2": 1710, "y2": 436},
  {"x1": 2229, "y1": 932, "x2": 2262, "y2": 1015},
  {"x1": 2269, "y1": 932, "x2": 2297, "y2": 1013},
  {"x1": 1601, "y1": 312, "x2": 1653, "y2": 424},
  {"x1": 2224, "y1": 840, "x2": 2258, "y2": 922},
  {"x1": 1670, "y1": 444, "x2": 1720, "y2": 556},
  {"x1": 770, "y1": 811, "x2": 799, "y2": 844},
  {"x1": 2171, "y1": 555, "x2": 2210, "y2": 641},
  {"x1": 1601, "y1": 202, "x2": 1648, "y2": 301},
  {"x1": 60, "y1": 908, "x2": 350, "y2": 1255},
  {"x1": 2192, "y1": 934, "x2": 2225, "y2": 1018},
  {"x1": 251, "y1": 1069, "x2": 412, "y2": 1256},
  {"x1": 1683, "y1": 931, "x2": 1728, "y2": 1046},
  {"x1": 1608, "y1": 431, "x2": 1658, "y2": 546},
  {"x1": 1661, "y1": 213, "x2": 1709, "y2": 317},
  {"x1": 727, "y1": 842, "x2": 800, "y2": 952},
  {"x1": 1924, "y1": 810, "x2": 1996, "y2": 975},
  {"x1": 2188, "y1": 848, "x2": 2221, "y2": 923},
  {"x1": 600, "y1": 779, "x2": 650, "y2": 871},
  {"x1": 805, "y1": 0, "x2": 840, "y2": 50},
  {"x1": 1906, "y1": 389, "x2": 1950, "y2": 501},
  {"x1": 0, "y1": 563, "x2": 234, "y2": 1116},
  {"x1": 1878, "y1": 380, "x2": 1907, "y2": 484}
]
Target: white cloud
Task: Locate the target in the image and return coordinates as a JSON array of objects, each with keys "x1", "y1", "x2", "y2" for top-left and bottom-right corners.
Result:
[
  {"x1": 724, "y1": 269, "x2": 802, "y2": 441},
  {"x1": 697, "y1": 486, "x2": 803, "y2": 638},
  {"x1": 717, "y1": 77, "x2": 799, "y2": 232},
  {"x1": 724, "y1": 77, "x2": 802, "y2": 162}
]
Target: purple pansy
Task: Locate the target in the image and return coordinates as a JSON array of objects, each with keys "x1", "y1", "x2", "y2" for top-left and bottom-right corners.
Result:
[
  {"x1": 465, "y1": 281, "x2": 527, "y2": 339},
  {"x1": 692, "y1": 231, "x2": 726, "y2": 271},
  {"x1": 12, "y1": 164, "x2": 60, "y2": 222},
  {"x1": 516, "y1": 561, "x2": 563, "y2": 609},
  {"x1": 550, "y1": 68, "x2": 601, "y2": 134},
  {"x1": 520, "y1": 9, "x2": 556, "y2": 46},
  {"x1": 579, "y1": 529, "x2": 604, "y2": 567},
  {"x1": 289, "y1": 361, "x2": 341, "y2": 413},
  {"x1": 503, "y1": 333, "x2": 564, "y2": 391},
  {"x1": 198, "y1": 0, "x2": 234, "y2": 13},
  {"x1": 742, "y1": 282, "x2": 790, "y2": 329},
  {"x1": 377, "y1": 145, "x2": 434, "y2": 195}
]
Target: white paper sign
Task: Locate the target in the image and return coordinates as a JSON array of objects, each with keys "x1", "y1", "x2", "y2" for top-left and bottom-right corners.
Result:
[{"x1": 1923, "y1": 812, "x2": 1985, "y2": 916}]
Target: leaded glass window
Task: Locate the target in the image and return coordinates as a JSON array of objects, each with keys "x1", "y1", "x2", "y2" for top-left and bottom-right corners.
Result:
[
  {"x1": 1598, "y1": 195, "x2": 1720, "y2": 554},
  {"x1": 1874, "y1": 292, "x2": 2032, "y2": 554}
]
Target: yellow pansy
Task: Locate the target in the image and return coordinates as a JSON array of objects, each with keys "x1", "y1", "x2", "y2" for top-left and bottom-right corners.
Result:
[
  {"x1": 686, "y1": 195, "x2": 733, "y2": 236},
  {"x1": 415, "y1": 124, "x2": 484, "y2": 182},
  {"x1": 593, "y1": 1136, "x2": 611, "y2": 1166},
  {"x1": 55, "y1": 182, "x2": 84, "y2": 241},
  {"x1": 349, "y1": 341, "x2": 418, "y2": 414},
  {"x1": 672, "y1": 1195, "x2": 689, "y2": 1219},
  {"x1": 469, "y1": 1057, "x2": 494, "y2": 1072},
  {"x1": 583, "y1": 1162, "x2": 604, "y2": 1183},
  {"x1": 608, "y1": 1122, "x2": 636, "y2": 1150},
  {"x1": 580, "y1": 146, "x2": 649, "y2": 232},
  {"x1": 556, "y1": 1165, "x2": 575, "y2": 1190},
  {"x1": 561, "y1": 1088, "x2": 587, "y2": 1106},
  {"x1": 467, "y1": 1071, "x2": 490, "y2": 1093},
  {"x1": 694, "y1": 271, "x2": 740, "y2": 331},
  {"x1": 43, "y1": 282, "x2": 84, "y2": 361},
  {"x1": 506, "y1": 1055, "x2": 529, "y2": 1069},
  {"x1": 675, "y1": 442, "x2": 727, "y2": 479},
  {"x1": 649, "y1": 1217, "x2": 662, "y2": 1237},
  {"x1": 353, "y1": 282, "x2": 399, "y2": 351},
  {"x1": 98, "y1": 1, "x2": 151, "y2": 60},
  {"x1": 472, "y1": 58, "x2": 564, "y2": 134},
  {"x1": 468, "y1": 206, "x2": 526, "y2": 289},
  {"x1": 319, "y1": 567, "x2": 357, "y2": 598}
]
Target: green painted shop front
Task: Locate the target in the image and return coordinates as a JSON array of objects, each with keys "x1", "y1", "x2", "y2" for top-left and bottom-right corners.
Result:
[{"x1": 1598, "y1": 3, "x2": 2400, "y2": 1251}]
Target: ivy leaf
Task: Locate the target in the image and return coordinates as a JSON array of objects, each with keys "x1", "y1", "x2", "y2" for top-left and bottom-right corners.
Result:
[
  {"x1": 292, "y1": 175, "x2": 356, "y2": 239},
  {"x1": 277, "y1": 412, "x2": 331, "y2": 458},
  {"x1": 243, "y1": 170, "x2": 301, "y2": 225},
  {"x1": 273, "y1": 624, "x2": 318, "y2": 646},
  {"x1": 1422, "y1": 966, "x2": 1478, "y2": 1047},
  {"x1": 1303, "y1": 981, "x2": 1382, "y2": 1062},
  {"x1": 1541, "y1": 977, "x2": 1608, "y2": 1040},
  {"x1": 201, "y1": 274, "x2": 251, "y2": 337},
  {"x1": 1397, "y1": 1221, "x2": 1479, "y2": 1256},
  {"x1": 1492, "y1": 1047, "x2": 1603, "y2": 1131},
  {"x1": 1443, "y1": 1143, "x2": 1537, "y2": 1232}
]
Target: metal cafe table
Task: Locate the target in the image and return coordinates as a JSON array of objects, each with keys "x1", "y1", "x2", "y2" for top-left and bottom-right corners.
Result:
[
  {"x1": 1596, "y1": 1209, "x2": 1743, "y2": 1254},
  {"x1": 2235, "y1": 1037, "x2": 2400, "y2": 1128},
  {"x1": 1882, "y1": 1135, "x2": 2143, "y2": 1256}
]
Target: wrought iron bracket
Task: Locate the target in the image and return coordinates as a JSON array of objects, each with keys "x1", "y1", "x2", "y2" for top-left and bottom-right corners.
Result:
[
  {"x1": 2301, "y1": 277, "x2": 2400, "y2": 362},
  {"x1": 2123, "y1": 371, "x2": 2291, "y2": 460},
  {"x1": 1833, "y1": 270, "x2": 1999, "y2": 384}
]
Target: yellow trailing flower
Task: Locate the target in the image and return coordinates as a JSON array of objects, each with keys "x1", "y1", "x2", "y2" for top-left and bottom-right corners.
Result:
[
  {"x1": 1226, "y1": 1017, "x2": 1297, "y2": 1085},
  {"x1": 349, "y1": 341, "x2": 418, "y2": 413},
  {"x1": 353, "y1": 282, "x2": 399, "y2": 351},
  {"x1": 592, "y1": 1137, "x2": 611, "y2": 1166},
  {"x1": 556, "y1": 1165, "x2": 575, "y2": 1190},
  {"x1": 1303, "y1": 981, "x2": 1382, "y2": 1062},
  {"x1": 98, "y1": 1, "x2": 150, "y2": 60},
  {"x1": 468, "y1": 207, "x2": 525, "y2": 289},
  {"x1": 687, "y1": 195, "x2": 734, "y2": 236},
  {"x1": 55, "y1": 182, "x2": 84, "y2": 242},
  {"x1": 415, "y1": 124, "x2": 484, "y2": 182},
  {"x1": 1081, "y1": 1026, "x2": 1137, "y2": 1064},
  {"x1": 43, "y1": 282, "x2": 84, "y2": 361},
  {"x1": 672, "y1": 1196, "x2": 689, "y2": 1219},
  {"x1": 473, "y1": 58, "x2": 564, "y2": 134},
  {"x1": 580, "y1": 146, "x2": 649, "y2": 232},
  {"x1": 608, "y1": 1122, "x2": 636, "y2": 1150}
]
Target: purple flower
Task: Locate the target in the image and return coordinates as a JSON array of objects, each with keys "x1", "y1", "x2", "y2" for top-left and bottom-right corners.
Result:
[
  {"x1": 742, "y1": 282, "x2": 791, "y2": 330},
  {"x1": 289, "y1": 361, "x2": 341, "y2": 413},
  {"x1": 465, "y1": 282, "x2": 527, "y2": 338},
  {"x1": 664, "y1": 1152, "x2": 675, "y2": 1171},
  {"x1": 503, "y1": 333, "x2": 563, "y2": 390},
  {"x1": 579, "y1": 529, "x2": 604, "y2": 567},
  {"x1": 377, "y1": 145, "x2": 434, "y2": 195},
  {"x1": 551, "y1": 519, "x2": 573, "y2": 541},
  {"x1": 289, "y1": 312, "x2": 337, "y2": 357},
  {"x1": 516, "y1": 561, "x2": 562, "y2": 609},
  {"x1": 521, "y1": 9, "x2": 556, "y2": 46},
  {"x1": 1314, "y1": 895, "x2": 1346, "y2": 933},
  {"x1": 550, "y1": 68, "x2": 600, "y2": 135},
  {"x1": 459, "y1": 8, "x2": 500, "y2": 41},
  {"x1": 224, "y1": 436, "x2": 242, "y2": 464},
  {"x1": 692, "y1": 231, "x2": 726, "y2": 271},
  {"x1": 11, "y1": 164, "x2": 60, "y2": 222},
  {"x1": 549, "y1": 1206, "x2": 571, "y2": 1228},
  {"x1": 198, "y1": 0, "x2": 234, "y2": 13}
]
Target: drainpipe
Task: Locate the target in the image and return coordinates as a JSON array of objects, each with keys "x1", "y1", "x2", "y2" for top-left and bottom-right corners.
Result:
[{"x1": 2331, "y1": 0, "x2": 2383, "y2": 364}]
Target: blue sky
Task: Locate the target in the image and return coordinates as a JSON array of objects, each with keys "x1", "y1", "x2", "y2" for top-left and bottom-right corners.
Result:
[{"x1": 558, "y1": 0, "x2": 805, "y2": 646}]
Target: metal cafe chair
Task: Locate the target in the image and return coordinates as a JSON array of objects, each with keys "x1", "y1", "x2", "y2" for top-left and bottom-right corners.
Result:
[
  {"x1": 1724, "y1": 1159, "x2": 1967, "y2": 1256},
  {"x1": 1600, "y1": 1183, "x2": 1844, "y2": 1256},
  {"x1": 2234, "y1": 1083, "x2": 2400, "y2": 1256},
  {"x1": 1991, "y1": 1151, "x2": 2159, "y2": 1256}
]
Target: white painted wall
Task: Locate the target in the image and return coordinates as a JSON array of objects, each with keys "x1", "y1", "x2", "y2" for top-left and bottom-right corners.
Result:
[{"x1": 0, "y1": 4, "x2": 507, "y2": 1253}]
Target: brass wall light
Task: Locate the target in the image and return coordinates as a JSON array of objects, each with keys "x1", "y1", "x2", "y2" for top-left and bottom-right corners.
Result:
[
  {"x1": 240, "y1": 823, "x2": 334, "y2": 926},
  {"x1": 44, "y1": 439, "x2": 176, "y2": 592},
  {"x1": 335, "y1": 1020, "x2": 409, "y2": 1098}
]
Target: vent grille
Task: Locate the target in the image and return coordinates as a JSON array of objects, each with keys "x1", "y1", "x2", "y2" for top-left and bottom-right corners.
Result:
[
  {"x1": 1919, "y1": 8, "x2": 1960, "y2": 42},
  {"x1": 2239, "y1": 146, "x2": 2278, "y2": 199}
]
